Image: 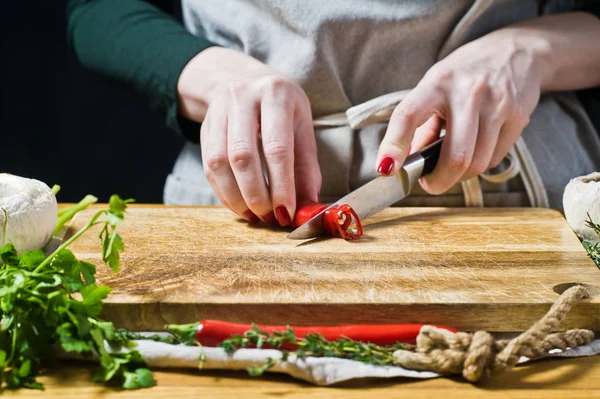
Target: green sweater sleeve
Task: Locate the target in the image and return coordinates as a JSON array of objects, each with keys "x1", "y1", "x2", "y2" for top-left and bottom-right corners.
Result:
[{"x1": 66, "y1": 0, "x2": 217, "y2": 141}]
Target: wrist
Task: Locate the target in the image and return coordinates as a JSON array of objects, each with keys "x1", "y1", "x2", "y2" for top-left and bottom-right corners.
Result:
[
  {"x1": 177, "y1": 47, "x2": 271, "y2": 122},
  {"x1": 493, "y1": 27, "x2": 554, "y2": 92},
  {"x1": 514, "y1": 30, "x2": 553, "y2": 93},
  {"x1": 176, "y1": 47, "x2": 223, "y2": 122}
]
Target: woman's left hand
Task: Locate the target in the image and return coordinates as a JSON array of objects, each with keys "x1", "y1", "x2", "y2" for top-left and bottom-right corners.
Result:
[{"x1": 376, "y1": 26, "x2": 549, "y2": 194}]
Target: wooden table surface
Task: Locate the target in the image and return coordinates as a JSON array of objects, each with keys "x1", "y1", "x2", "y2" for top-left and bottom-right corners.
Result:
[{"x1": 5, "y1": 356, "x2": 600, "y2": 398}]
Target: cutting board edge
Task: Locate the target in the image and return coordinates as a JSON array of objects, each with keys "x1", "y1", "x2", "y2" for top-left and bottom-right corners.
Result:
[{"x1": 101, "y1": 302, "x2": 600, "y2": 333}]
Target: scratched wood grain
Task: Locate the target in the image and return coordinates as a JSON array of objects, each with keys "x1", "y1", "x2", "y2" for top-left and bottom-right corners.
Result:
[{"x1": 65, "y1": 206, "x2": 600, "y2": 331}]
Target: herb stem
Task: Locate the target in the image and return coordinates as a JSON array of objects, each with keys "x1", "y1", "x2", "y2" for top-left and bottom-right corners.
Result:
[
  {"x1": 7, "y1": 325, "x2": 18, "y2": 364},
  {"x1": 54, "y1": 195, "x2": 98, "y2": 235},
  {"x1": 35, "y1": 210, "x2": 107, "y2": 273}
]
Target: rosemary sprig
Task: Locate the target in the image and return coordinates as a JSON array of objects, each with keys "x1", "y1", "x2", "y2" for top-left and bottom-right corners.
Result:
[
  {"x1": 584, "y1": 213, "x2": 600, "y2": 268},
  {"x1": 218, "y1": 324, "x2": 407, "y2": 376}
]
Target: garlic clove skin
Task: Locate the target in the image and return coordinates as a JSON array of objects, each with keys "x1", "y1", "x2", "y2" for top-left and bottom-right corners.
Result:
[
  {"x1": 0, "y1": 173, "x2": 58, "y2": 253},
  {"x1": 563, "y1": 171, "x2": 600, "y2": 244}
]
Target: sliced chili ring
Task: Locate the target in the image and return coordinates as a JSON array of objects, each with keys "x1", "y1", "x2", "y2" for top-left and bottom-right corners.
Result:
[{"x1": 323, "y1": 204, "x2": 363, "y2": 240}]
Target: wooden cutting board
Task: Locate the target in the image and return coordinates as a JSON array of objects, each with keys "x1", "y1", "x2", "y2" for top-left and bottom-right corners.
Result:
[{"x1": 66, "y1": 205, "x2": 600, "y2": 332}]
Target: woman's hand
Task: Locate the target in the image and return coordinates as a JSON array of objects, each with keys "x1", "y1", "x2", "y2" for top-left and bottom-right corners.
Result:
[
  {"x1": 378, "y1": 11, "x2": 600, "y2": 195},
  {"x1": 376, "y1": 22, "x2": 552, "y2": 194},
  {"x1": 177, "y1": 47, "x2": 321, "y2": 225}
]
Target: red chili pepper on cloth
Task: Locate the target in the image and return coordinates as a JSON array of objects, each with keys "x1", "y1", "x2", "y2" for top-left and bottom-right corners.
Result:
[
  {"x1": 291, "y1": 197, "x2": 363, "y2": 240},
  {"x1": 166, "y1": 320, "x2": 457, "y2": 348}
]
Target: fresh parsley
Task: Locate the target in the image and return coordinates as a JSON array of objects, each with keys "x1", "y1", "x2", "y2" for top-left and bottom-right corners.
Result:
[{"x1": 0, "y1": 194, "x2": 154, "y2": 391}]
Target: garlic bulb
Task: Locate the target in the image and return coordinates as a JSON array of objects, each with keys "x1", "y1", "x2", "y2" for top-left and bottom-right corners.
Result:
[
  {"x1": 0, "y1": 173, "x2": 57, "y2": 253},
  {"x1": 563, "y1": 171, "x2": 600, "y2": 243}
]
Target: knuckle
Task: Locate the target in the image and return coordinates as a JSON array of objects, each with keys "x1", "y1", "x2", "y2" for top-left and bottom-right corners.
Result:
[
  {"x1": 227, "y1": 80, "x2": 247, "y2": 98},
  {"x1": 393, "y1": 100, "x2": 419, "y2": 122},
  {"x1": 229, "y1": 147, "x2": 255, "y2": 170},
  {"x1": 425, "y1": 64, "x2": 453, "y2": 84},
  {"x1": 448, "y1": 151, "x2": 470, "y2": 172},
  {"x1": 514, "y1": 108, "x2": 531, "y2": 127},
  {"x1": 263, "y1": 142, "x2": 291, "y2": 162},
  {"x1": 490, "y1": 86, "x2": 508, "y2": 105},
  {"x1": 262, "y1": 76, "x2": 291, "y2": 95},
  {"x1": 380, "y1": 139, "x2": 410, "y2": 159},
  {"x1": 243, "y1": 194, "x2": 264, "y2": 210},
  {"x1": 203, "y1": 168, "x2": 214, "y2": 183},
  {"x1": 469, "y1": 78, "x2": 489, "y2": 100},
  {"x1": 206, "y1": 154, "x2": 229, "y2": 173}
]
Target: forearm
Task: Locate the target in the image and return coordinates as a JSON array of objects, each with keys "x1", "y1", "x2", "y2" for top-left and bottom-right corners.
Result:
[
  {"x1": 494, "y1": 12, "x2": 600, "y2": 93},
  {"x1": 66, "y1": 0, "x2": 216, "y2": 135}
]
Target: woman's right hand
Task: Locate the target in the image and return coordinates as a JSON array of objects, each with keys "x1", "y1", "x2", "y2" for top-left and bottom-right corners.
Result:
[{"x1": 177, "y1": 47, "x2": 321, "y2": 226}]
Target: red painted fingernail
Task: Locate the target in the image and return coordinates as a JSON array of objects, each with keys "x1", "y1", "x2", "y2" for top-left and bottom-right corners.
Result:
[
  {"x1": 275, "y1": 206, "x2": 291, "y2": 227},
  {"x1": 261, "y1": 211, "x2": 279, "y2": 227},
  {"x1": 243, "y1": 210, "x2": 260, "y2": 224},
  {"x1": 377, "y1": 156, "x2": 394, "y2": 175}
]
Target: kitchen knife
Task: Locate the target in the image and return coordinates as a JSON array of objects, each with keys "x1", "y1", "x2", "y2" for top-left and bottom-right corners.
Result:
[{"x1": 287, "y1": 136, "x2": 443, "y2": 240}]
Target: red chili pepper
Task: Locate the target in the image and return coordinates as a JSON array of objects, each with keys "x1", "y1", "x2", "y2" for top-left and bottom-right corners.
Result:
[
  {"x1": 291, "y1": 198, "x2": 363, "y2": 240},
  {"x1": 167, "y1": 320, "x2": 458, "y2": 349}
]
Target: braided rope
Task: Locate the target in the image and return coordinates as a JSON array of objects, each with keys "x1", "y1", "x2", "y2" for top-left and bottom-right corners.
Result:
[{"x1": 393, "y1": 286, "x2": 595, "y2": 382}]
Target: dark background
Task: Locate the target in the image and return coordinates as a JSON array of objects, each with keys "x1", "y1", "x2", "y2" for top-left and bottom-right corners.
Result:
[
  {"x1": 1, "y1": 0, "x2": 185, "y2": 203},
  {"x1": 2, "y1": 1, "x2": 599, "y2": 204}
]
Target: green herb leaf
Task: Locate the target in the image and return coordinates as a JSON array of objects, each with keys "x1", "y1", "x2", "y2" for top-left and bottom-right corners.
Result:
[
  {"x1": 122, "y1": 368, "x2": 155, "y2": 390},
  {"x1": 57, "y1": 323, "x2": 94, "y2": 353},
  {"x1": 0, "y1": 191, "x2": 153, "y2": 391},
  {"x1": 0, "y1": 243, "x2": 19, "y2": 266},
  {"x1": 219, "y1": 325, "x2": 407, "y2": 376},
  {"x1": 18, "y1": 250, "x2": 46, "y2": 270},
  {"x1": 80, "y1": 261, "x2": 97, "y2": 285},
  {"x1": 79, "y1": 284, "x2": 112, "y2": 317},
  {"x1": 102, "y1": 231, "x2": 123, "y2": 273},
  {"x1": 165, "y1": 322, "x2": 200, "y2": 346}
]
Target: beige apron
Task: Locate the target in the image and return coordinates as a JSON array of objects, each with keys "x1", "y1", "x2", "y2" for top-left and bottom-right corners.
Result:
[{"x1": 164, "y1": 0, "x2": 600, "y2": 209}]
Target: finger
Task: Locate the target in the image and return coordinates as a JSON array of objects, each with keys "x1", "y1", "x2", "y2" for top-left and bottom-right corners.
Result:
[
  {"x1": 200, "y1": 105, "x2": 231, "y2": 209},
  {"x1": 203, "y1": 97, "x2": 259, "y2": 223},
  {"x1": 292, "y1": 96, "x2": 321, "y2": 205},
  {"x1": 488, "y1": 117, "x2": 526, "y2": 169},
  {"x1": 260, "y1": 82, "x2": 296, "y2": 226},
  {"x1": 377, "y1": 86, "x2": 444, "y2": 176},
  {"x1": 459, "y1": 111, "x2": 503, "y2": 181},
  {"x1": 419, "y1": 97, "x2": 478, "y2": 195},
  {"x1": 410, "y1": 115, "x2": 444, "y2": 154},
  {"x1": 227, "y1": 84, "x2": 273, "y2": 221}
]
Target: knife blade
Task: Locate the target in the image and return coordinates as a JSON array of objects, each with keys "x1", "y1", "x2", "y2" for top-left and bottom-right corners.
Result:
[{"x1": 287, "y1": 137, "x2": 444, "y2": 240}]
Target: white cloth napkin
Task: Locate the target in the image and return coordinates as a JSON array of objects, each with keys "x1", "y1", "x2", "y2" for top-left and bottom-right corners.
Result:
[{"x1": 59, "y1": 338, "x2": 600, "y2": 386}]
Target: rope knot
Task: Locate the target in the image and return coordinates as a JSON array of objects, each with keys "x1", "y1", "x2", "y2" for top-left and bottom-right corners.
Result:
[{"x1": 393, "y1": 286, "x2": 595, "y2": 382}]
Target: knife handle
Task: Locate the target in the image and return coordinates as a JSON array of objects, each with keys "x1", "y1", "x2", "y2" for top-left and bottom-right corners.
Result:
[{"x1": 419, "y1": 138, "x2": 443, "y2": 176}]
